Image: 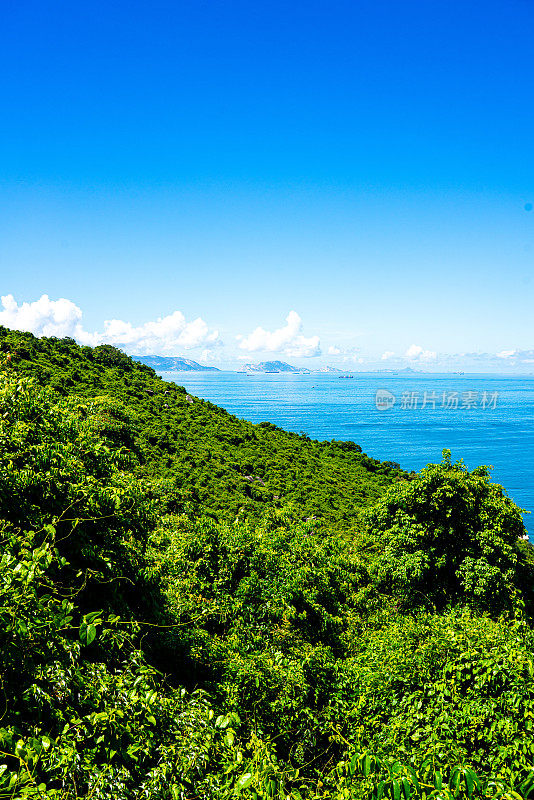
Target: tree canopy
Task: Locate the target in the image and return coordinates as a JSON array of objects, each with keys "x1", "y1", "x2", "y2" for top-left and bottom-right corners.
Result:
[
  {"x1": 365, "y1": 450, "x2": 525, "y2": 612},
  {"x1": 0, "y1": 331, "x2": 533, "y2": 799},
  {"x1": 0, "y1": 326, "x2": 400, "y2": 526}
]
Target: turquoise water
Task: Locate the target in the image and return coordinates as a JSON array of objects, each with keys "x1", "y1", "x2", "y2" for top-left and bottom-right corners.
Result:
[{"x1": 161, "y1": 371, "x2": 534, "y2": 536}]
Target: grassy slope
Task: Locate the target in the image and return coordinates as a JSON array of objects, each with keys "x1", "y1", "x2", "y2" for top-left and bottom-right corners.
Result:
[{"x1": 0, "y1": 327, "x2": 400, "y2": 525}]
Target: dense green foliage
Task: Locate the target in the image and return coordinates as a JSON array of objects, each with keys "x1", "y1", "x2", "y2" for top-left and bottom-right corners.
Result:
[
  {"x1": 0, "y1": 330, "x2": 533, "y2": 799},
  {"x1": 365, "y1": 451, "x2": 525, "y2": 613},
  {"x1": 0, "y1": 328, "x2": 398, "y2": 526}
]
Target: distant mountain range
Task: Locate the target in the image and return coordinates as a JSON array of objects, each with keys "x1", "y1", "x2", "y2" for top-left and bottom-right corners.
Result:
[
  {"x1": 132, "y1": 357, "x2": 427, "y2": 375},
  {"x1": 239, "y1": 360, "x2": 311, "y2": 374},
  {"x1": 132, "y1": 355, "x2": 219, "y2": 372}
]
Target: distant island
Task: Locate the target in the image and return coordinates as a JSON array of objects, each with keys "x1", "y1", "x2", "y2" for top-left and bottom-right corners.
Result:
[
  {"x1": 370, "y1": 366, "x2": 422, "y2": 374},
  {"x1": 132, "y1": 355, "x2": 219, "y2": 372},
  {"x1": 239, "y1": 360, "x2": 311, "y2": 374}
]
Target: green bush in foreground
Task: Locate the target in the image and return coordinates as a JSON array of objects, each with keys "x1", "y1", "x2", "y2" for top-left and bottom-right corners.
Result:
[{"x1": 365, "y1": 450, "x2": 525, "y2": 613}]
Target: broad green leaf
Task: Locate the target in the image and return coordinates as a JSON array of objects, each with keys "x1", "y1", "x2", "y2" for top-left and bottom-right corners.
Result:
[{"x1": 236, "y1": 773, "x2": 253, "y2": 790}]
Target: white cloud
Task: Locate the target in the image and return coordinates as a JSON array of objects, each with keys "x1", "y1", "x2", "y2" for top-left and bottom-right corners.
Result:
[
  {"x1": 200, "y1": 348, "x2": 224, "y2": 363},
  {"x1": 496, "y1": 349, "x2": 534, "y2": 363},
  {"x1": 381, "y1": 350, "x2": 395, "y2": 360},
  {"x1": 344, "y1": 356, "x2": 365, "y2": 364},
  {"x1": 0, "y1": 294, "x2": 99, "y2": 345},
  {"x1": 405, "y1": 343, "x2": 437, "y2": 361},
  {"x1": 237, "y1": 310, "x2": 321, "y2": 358},
  {"x1": 326, "y1": 344, "x2": 361, "y2": 358},
  {"x1": 101, "y1": 312, "x2": 220, "y2": 354},
  {"x1": 0, "y1": 294, "x2": 221, "y2": 354}
]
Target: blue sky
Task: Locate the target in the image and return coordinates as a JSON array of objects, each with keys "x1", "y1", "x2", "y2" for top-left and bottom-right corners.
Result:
[{"x1": 1, "y1": 0, "x2": 533, "y2": 370}]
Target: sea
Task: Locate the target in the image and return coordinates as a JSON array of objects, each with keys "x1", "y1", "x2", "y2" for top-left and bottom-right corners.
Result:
[{"x1": 159, "y1": 371, "x2": 534, "y2": 537}]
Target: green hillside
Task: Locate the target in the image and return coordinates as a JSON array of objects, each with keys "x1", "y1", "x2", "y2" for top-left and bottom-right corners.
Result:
[
  {"x1": 0, "y1": 327, "x2": 400, "y2": 525},
  {"x1": 0, "y1": 328, "x2": 533, "y2": 799}
]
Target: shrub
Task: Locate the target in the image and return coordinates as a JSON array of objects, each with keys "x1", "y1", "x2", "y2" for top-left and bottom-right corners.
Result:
[{"x1": 364, "y1": 450, "x2": 526, "y2": 612}]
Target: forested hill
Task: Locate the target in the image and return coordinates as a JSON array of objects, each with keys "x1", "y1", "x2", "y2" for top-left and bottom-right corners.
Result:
[
  {"x1": 2, "y1": 325, "x2": 534, "y2": 798},
  {"x1": 0, "y1": 327, "x2": 400, "y2": 524}
]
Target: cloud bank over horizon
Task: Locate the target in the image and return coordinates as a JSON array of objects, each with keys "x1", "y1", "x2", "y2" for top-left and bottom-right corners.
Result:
[
  {"x1": 0, "y1": 295, "x2": 532, "y2": 370},
  {"x1": 496, "y1": 349, "x2": 534, "y2": 364},
  {"x1": 0, "y1": 294, "x2": 221, "y2": 355}
]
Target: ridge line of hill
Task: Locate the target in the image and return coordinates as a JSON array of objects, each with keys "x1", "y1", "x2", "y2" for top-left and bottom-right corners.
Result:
[{"x1": 0, "y1": 326, "x2": 403, "y2": 525}]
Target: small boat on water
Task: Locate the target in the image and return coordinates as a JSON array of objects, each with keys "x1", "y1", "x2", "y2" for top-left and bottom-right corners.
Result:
[{"x1": 338, "y1": 375, "x2": 354, "y2": 379}]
